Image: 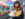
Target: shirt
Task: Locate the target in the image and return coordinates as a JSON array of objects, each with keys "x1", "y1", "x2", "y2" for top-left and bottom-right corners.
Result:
[{"x1": 8, "y1": 10, "x2": 21, "y2": 17}]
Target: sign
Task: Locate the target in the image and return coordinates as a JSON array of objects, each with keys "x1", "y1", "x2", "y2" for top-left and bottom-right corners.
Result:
[{"x1": 3, "y1": 0, "x2": 13, "y2": 5}]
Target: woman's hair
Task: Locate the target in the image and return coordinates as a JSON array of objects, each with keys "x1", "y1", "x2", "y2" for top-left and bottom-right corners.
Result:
[
  {"x1": 14, "y1": 1, "x2": 21, "y2": 8},
  {"x1": 14, "y1": 1, "x2": 22, "y2": 10}
]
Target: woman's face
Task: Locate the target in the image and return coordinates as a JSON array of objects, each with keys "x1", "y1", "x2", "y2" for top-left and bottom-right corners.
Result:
[
  {"x1": 15, "y1": 3, "x2": 19, "y2": 7},
  {"x1": 14, "y1": 3, "x2": 20, "y2": 10}
]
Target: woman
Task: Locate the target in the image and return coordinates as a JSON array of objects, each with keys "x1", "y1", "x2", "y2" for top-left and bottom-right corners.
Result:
[{"x1": 9, "y1": 1, "x2": 24, "y2": 19}]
